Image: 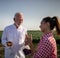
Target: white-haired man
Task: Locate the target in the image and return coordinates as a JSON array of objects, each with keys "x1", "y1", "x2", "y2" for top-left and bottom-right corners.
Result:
[{"x1": 1, "y1": 12, "x2": 29, "y2": 58}]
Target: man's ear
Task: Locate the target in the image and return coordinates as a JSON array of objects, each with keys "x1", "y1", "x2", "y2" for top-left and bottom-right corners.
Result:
[{"x1": 13, "y1": 18, "x2": 15, "y2": 21}]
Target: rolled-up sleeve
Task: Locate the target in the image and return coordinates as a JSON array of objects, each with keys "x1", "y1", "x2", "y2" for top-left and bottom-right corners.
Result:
[{"x1": 1, "y1": 28, "x2": 8, "y2": 47}]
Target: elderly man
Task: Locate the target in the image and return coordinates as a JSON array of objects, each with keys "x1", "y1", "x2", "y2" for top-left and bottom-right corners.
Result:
[{"x1": 1, "y1": 12, "x2": 28, "y2": 58}]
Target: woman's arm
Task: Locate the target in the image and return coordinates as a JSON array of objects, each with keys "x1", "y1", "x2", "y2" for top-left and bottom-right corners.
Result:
[{"x1": 26, "y1": 34, "x2": 36, "y2": 54}]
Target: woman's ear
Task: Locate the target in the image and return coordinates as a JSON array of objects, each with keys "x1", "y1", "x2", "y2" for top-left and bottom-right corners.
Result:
[{"x1": 46, "y1": 22, "x2": 50, "y2": 28}]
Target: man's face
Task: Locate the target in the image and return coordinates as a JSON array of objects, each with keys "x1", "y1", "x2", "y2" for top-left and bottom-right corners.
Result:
[{"x1": 14, "y1": 13, "x2": 23, "y2": 25}]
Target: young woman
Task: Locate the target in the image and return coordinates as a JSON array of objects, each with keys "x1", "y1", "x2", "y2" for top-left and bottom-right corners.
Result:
[{"x1": 27, "y1": 16, "x2": 60, "y2": 58}]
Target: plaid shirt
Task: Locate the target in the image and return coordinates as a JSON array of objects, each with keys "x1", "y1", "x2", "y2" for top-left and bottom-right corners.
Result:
[{"x1": 33, "y1": 32, "x2": 57, "y2": 58}]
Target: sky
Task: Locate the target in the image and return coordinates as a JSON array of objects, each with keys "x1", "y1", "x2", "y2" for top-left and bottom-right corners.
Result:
[{"x1": 0, "y1": 0, "x2": 60, "y2": 30}]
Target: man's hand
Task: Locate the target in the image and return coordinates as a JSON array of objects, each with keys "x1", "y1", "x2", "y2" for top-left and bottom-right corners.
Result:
[{"x1": 6, "y1": 41, "x2": 13, "y2": 47}]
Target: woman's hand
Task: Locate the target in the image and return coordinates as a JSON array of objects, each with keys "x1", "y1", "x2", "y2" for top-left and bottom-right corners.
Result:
[
  {"x1": 25, "y1": 34, "x2": 36, "y2": 55},
  {"x1": 25, "y1": 34, "x2": 32, "y2": 45}
]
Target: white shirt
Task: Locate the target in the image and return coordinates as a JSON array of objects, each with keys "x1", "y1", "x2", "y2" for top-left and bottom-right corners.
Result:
[{"x1": 1, "y1": 24, "x2": 27, "y2": 58}]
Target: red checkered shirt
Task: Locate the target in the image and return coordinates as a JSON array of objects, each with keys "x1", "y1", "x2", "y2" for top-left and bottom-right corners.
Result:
[{"x1": 33, "y1": 32, "x2": 57, "y2": 58}]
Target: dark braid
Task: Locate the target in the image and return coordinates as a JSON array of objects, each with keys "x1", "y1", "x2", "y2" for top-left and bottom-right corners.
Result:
[
  {"x1": 42, "y1": 16, "x2": 60, "y2": 35},
  {"x1": 52, "y1": 16, "x2": 60, "y2": 35}
]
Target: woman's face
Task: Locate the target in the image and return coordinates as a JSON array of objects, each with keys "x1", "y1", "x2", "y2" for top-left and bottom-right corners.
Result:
[{"x1": 39, "y1": 21, "x2": 48, "y2": 32}]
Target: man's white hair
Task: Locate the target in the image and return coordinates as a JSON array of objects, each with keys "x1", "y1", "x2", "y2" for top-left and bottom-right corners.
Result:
[{"x1": 14, "y1": 12, "x2": 23, "y2": 18}]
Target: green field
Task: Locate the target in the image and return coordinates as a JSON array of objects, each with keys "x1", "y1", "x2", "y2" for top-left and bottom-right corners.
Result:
[
  {"x1": 0, "y1": 30, "x2": 60, "y2": 58},
  {"x1": 0, "y1": 31, "x2": 2, "y2": 39}
]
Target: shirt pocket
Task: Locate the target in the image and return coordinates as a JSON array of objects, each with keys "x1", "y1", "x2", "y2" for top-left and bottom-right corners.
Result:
[{"x1": 7, "y1": 31, "x2": 13, "y2": 42}]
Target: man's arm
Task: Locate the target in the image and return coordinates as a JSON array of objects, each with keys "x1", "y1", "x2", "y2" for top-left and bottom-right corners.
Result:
[{"x1": 1, "y1": 28, "x2": 8, "y2": 47}]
